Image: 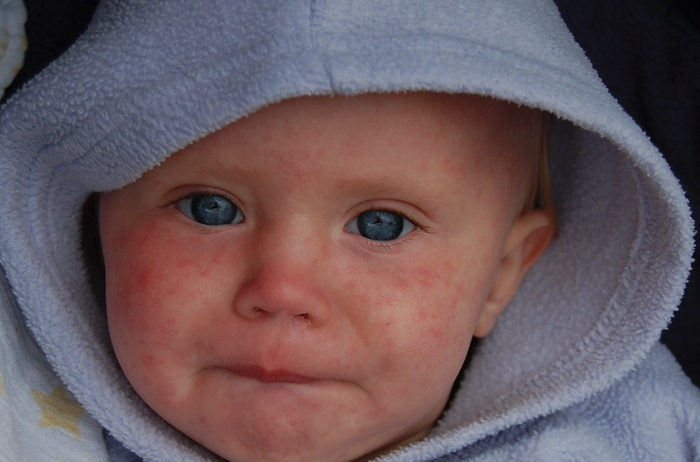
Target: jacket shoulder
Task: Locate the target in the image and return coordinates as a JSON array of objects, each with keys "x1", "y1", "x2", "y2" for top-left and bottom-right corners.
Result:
[
  {"x1": 533, "y1": 343, "x2": 700, "y2": 462},
  {"x1": 443, "y1": 343, "x2": 700, "y2": 462}
]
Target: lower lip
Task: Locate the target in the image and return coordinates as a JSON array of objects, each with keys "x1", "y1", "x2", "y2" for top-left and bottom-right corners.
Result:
[{"x1": 229, "y1": 365, "x2": 318, "y2": 384}]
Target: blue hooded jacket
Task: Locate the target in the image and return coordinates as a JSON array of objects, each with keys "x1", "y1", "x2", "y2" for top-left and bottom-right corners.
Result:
[{"x1": 0, "y1": 1, "x2": 698, "y2": 460}]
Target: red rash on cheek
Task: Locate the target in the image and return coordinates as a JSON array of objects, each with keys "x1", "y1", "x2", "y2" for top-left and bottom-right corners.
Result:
[
  {"x1": 107, "y1": 221, "x2": 192, "y2": 321},
  {"x1": 128, "y1": 229, "x2": 180, "y2": 294},
  {"x1": 104, "y1": 218, "x2": 223, "y2": 383},
  {"x1": 108, "y1": 216, "x2": 239, "y2": 335},
  {"x1": 346, "y1": 256, "x2": 467, "y2": 346},
  {"x1": 415, "y1": 263, "x2": 453, "y2": 290}
]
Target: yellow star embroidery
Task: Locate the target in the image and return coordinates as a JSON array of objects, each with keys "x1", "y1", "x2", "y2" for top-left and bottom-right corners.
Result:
[{"x1": 32, "y1": 385, "x2": 84, "y2": 438}]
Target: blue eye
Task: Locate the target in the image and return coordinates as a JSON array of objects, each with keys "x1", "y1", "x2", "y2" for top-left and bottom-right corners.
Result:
[
  {"x1": 176, "y1": 194, "x2": 244, "y2": 226},
  {"x1": 347, "y1": 209, "x2": 416, "y2": 241}
]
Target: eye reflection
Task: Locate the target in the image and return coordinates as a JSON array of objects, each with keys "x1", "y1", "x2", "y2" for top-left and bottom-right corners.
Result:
[
  {"x1": 176, "y1": 194, "x2": 244, "y2": 226},
  {"x1": 347, "y1": 210, "x2": 416, "y2": 241}
]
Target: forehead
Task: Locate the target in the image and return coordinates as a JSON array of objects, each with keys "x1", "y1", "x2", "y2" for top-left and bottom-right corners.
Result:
[
  {"x1": 232, "y1": 92, "x2": 517, "y2": 148},
  {"x1": 130, "y1": 93, "x2": 536, "y2": 210},
  {"x1": 167, "y1": 92, "x2": 530, "y2": 172}
]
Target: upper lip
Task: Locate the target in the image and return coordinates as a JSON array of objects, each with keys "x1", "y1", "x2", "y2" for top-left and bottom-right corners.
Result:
[{"x1": 228, "y1": 364, "x2": 318, "y2": 384}]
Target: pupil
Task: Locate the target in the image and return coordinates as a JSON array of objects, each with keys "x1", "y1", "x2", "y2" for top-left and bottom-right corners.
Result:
[
  {"x1": 357, "y1": 210, "x2": 403, "y2": 241},
  {"x1": 191, "y1": 195, "x2": 237, "y2": 225}
]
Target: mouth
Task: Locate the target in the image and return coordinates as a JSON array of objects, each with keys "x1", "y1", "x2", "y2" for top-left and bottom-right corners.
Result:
[{"x1": 228, "y1": 364, "x2": 319, "y2": 384}]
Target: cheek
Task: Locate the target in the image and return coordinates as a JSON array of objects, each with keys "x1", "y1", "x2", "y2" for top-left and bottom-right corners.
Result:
[
  {"x1": 340, "y1": 250, "x2": 493, "y2": 423},
  {"x1": 102, "y1": 221, "x2": 226, "y2": 385},
  {"x1": 347, "y1": 251, "x2": 489, "y2": 375},
  {"x1": 105, "y1": 219, "x2": 229, "y2": 305},
  {"x1": 107, "y1": 224, "x2": 181, "y2": 320}
]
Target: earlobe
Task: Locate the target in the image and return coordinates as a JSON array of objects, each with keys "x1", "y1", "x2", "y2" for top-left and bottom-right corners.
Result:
[{"x1": 474, "y1": 210, "x2": 555, "y2": 338}]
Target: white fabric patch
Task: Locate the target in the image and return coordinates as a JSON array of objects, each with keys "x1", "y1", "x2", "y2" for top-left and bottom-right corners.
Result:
[{"x1": 0, "y1": 0, "x2": 26, "y2": 99}]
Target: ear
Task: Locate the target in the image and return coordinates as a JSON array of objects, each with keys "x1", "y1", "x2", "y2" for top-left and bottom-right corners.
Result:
[{"x1": 474, "y1": 210, "x2": 555, "y2": 338}]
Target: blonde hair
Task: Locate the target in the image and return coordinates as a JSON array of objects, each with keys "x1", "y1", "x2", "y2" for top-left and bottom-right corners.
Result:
[
  {"x1": 526, "y1": 112, "x2": 556, "y2": 217},
  {"x1": 508, "y1": 106, "x2": 557, "y2": 233}
]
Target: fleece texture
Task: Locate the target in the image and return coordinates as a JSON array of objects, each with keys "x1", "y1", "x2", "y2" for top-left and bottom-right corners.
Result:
[{"x1": 0, "y1": 0, "x2": 697, "y2": 461}]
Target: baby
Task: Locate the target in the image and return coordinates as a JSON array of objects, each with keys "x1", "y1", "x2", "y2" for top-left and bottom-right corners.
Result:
[
  {"x1": 1, "y1": 1, "x2": 696, "y2": 461},
  {"x1": 98, "y1": 92, "x2": 555, "y2": 462}
]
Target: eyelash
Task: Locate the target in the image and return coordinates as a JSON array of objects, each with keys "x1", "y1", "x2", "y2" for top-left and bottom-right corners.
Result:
[
  {"x1": 163, "y1": 188, "x2": 232, "y2": 206},
  {"x1": 359, "y1": 208, "x2": 431, "y2": 251},
  {"x1": 162, "y1": 189, "x2": 432, "y2": 246},
  {"x1": 163, "y1": 188, "x2": 241, "y2": 218}
]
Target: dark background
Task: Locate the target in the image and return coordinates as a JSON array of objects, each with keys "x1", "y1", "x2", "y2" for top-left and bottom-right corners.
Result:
[{"x1": 3, "y1": 0, "x2": 698, "y2": 388}]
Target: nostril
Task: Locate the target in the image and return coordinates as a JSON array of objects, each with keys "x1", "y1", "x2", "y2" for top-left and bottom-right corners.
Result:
[
  {"x1": 249, "y1": 307, "x2": 311, "y2": 325},
  {"x1": 251, "y1": 307, "x2": 272, "y2": 318},
  {"x1": 292, "y1": 313, "x2": 312, "y2": 327}
]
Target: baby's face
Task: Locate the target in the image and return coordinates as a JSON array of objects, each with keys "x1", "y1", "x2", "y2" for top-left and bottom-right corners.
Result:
[{"x1": 100, "y1": 93, "x2": 550, "y2": 462}]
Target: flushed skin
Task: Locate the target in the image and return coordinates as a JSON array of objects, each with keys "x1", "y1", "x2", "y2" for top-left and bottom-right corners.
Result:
[{"x1": 100, "y1": 94, "x2": 553, "y2": 462}]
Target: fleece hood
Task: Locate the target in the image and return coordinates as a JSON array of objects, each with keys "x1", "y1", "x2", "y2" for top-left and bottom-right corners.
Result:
[{"x1": 0, "y1": 0, "x2": 695, "y2": 461}]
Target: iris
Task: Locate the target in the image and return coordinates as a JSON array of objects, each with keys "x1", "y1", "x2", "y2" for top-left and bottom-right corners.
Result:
[
  {"x1": 178, "y1": 194, "x2": 243, "y2": 226},
  {"x1": 356, "y1": 210, "x2": 405, "y2": 241}
]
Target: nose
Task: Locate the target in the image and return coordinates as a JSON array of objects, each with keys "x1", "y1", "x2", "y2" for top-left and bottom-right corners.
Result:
[{"x1": 232, "y1": 228, "x2": 332, "y2": 327}]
